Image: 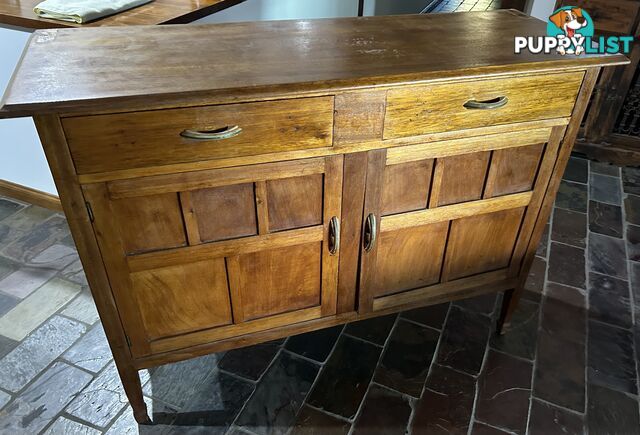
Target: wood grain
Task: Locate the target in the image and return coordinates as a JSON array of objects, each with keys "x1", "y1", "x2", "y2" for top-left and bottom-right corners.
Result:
[
  {"x1": 430, "y1": 152, "x2": 491, "y2": 207},
  {"x1": 484, "y1": 143, "x2": 544, "y2": 198},
  {"x1": 334, "y1": 91, "x2": 386, "y2": 145},
  {"x1": 0, "y1": 179, "x2": 62, "y2": 212},
  {"x1": 381, "y1": 160, "x2": 433, "y2": 216},
  {"x1": 267, "y1": 175, "x2": 324, "y2": 232}
]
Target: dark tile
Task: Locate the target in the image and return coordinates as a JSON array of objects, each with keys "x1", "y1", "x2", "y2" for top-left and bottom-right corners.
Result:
[
  {"x1": 344, "y1": 313, "x2": 396, "y2": 345},
  {"x1": 2, "y1": 215, "x2": 71, "y2": 263},
  {"x1": 536, "y1": 223, "x2": 550, "y2": 257},
  {"x1": 548, "y1": 242, "x2": 585, "y2": 288},
  {"x1": 551, "y1": 208, "x2": 586, "y2": 247},
  {"x1": 285, "y1": 325, "x2": 342, "y2": 362},
  {"x1": 374, "y1": 320, "x2": 439, "y2": 397},
  {"x1": 0, "y1": 257, "x2": 17, "y2": 281},
  {"x1": 590, "y1": 161, "x2": 619, "y2": 177},
  {"x1": 0, "y1": 198, "x2": 24, "y2": 221},
  {"x1": 291, "y1": 406, "x2": 350, "y2": 435},
  {"x1": 307, "y1": 335, "x2": 381, "y2": 419},
  {"x1": 454, "y1": 293, "x2": 497, "y2": 316},
  {"x1": 555, "y1": 180, "x2": 587, "y2": 212},
  {"x1": 528, "y1": 399, "x2": 583, "y2": 435},
  {"x1": 401, "y1": 303, "x2": 449, "y2": 330},
  {"x1": 437, "y1": 306, "x2": 491, "y2": 376},
  {"x1": 589, "y1": 201, "x2": 623, "y2": 238},
  {"x1": 622, "y1": 166, "x2": 640, "y2": 195},
  {"x1": 587, "y1": 384, "x2": 640, "y2": 435},
  {"x1": 62, "y1": 323, "x2": 112, "y2": 373},
  {"x1": 0, "y1": 206, "x2": 54, "y2": 247},
  {"x1": 473, "y1": 422, "x2": 511, "y2": 434},
  {"x1": 588, "y1": 233, "x2": 627, "y2": 279},
  {"x1": 588, "y1": 272, "x2": 632, "y2": 329},
  {"x1": 627, "y1": 225, "x2": 640, "y2": 262},
  {"x1": 491, "y1": 299, "x2": 539, "y2": 360},
  {"x1": 523, "y1": 256, "x2": 545, "y2": 301},
  {"x1": 625, "y1": 194, "x2": 640, "y2": 225},
  {"x1": 541, "y1": 283, "x2": 586, "y2": 344},
  {"x1": 353, "y1": 385, "x2": 411, "y2": 435},
  {"x1": 218, "y1": 341, "x2": 280, "y2": 381},
  {"x1": 0, "y1": 334, "x2": 18, "y2": 359},
  {"x1": 412, "y1": 364, "x2": 476, "y2": 434},
  {"x1": 632, "y1": 262, "x2": 640, "y2": 318},
  {"x1": 0, "y1": 292, "x2": 18, "y2": 316},
  {"x1": 562, "y1": 157, "x2": 588, "y2": 183},
  {"x1": 476, "y1": 350, "x2": 532, "y2": 435},
  {"x1": 236, "y1": 352, "x2": 319, "y2": 435},
  {"x1": 588, "y1": 320, "x2": 637, "y2": 395},
  {"x1": 589, "y1": 174, "x2": 621, "y2": 205}
]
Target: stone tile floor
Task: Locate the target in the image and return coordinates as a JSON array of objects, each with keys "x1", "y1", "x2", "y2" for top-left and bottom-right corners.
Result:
[{"x1": 0, "y1": 155, "x2": 639, "y2": 434}]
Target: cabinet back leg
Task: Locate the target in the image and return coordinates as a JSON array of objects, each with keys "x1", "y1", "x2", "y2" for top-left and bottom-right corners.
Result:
[{"x1": 496, "y1": 288, "x2": 516, "y2": 335}]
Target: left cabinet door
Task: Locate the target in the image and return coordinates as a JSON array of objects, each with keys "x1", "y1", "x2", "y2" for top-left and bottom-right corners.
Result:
[{"x1": 83, "y1": 155, "x2": 343, "y2": 357}]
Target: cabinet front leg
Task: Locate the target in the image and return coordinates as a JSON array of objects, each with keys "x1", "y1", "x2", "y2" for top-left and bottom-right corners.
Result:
[
  {"x1": 115, "y1": 359, "x2": 150, "y2": 424},
  {"x1": 496, "y1": 288, "x2": 516, "y2": 335}
]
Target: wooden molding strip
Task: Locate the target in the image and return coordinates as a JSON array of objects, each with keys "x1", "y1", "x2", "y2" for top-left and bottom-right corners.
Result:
[{"x1": 0, "y1": 179, "x2": 62, "y2": 212}]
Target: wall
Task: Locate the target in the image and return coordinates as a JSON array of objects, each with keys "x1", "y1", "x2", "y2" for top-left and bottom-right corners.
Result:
[{"x1": 528, "y1": 0, "x2": 555, "y2": 21}]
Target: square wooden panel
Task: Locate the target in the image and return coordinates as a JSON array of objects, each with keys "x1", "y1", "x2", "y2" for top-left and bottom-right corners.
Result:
[
  {"x1": 432, "y1": 152, "x2": 490, "y2": 207},
  {"x1": 381, "y1": 159, "x2": 434, "y2": 216},
  {"x1": 112, "y1": 193, "x2": 186, "y2": 255},
  {"x1": 484, "y1": 144, "x2": 545, "y2": 198},
  {"x1": 266, "y1": 174, "x2": 324, "y2": 232},
  {"x1": 443, "y1": 207, "x2": 525, "y2": 281},
  {"x1": 231, "y1": 242, "x2": 322, "y2": 321},
  {"x1": 130, "y1": 259, "x2": 232, "y2": 340},
  {"x1": 375, "y1": 222, "x2": 449, "y2": 297},
  {"x1": 190, "y1": 183, "x2": 257, "y2": 243}
]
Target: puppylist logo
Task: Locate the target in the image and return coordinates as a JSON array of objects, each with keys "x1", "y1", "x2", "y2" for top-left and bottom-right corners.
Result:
[{"x1": 515, "y1": 6, "x2": 633, "y2": 56}]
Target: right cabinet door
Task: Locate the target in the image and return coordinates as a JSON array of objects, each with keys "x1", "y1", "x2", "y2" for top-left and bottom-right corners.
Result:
[{"x1": 358, "y1": 126, "x2": 565, "y2": 313}]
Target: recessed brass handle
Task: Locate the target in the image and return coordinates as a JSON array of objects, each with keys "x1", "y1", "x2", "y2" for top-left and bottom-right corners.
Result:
[
  {"x1": 463, "y1": 96, "x2": 508, "y2": 110},
  {"x1": 180, "y1": 125, "x2": 242, "y2": 140},
  {"x1": 363, "y1": 213, "x2": 377, "y2": 252},
  {"x1": 328, "y1": 216, "x2": 340, "y2": 255}
]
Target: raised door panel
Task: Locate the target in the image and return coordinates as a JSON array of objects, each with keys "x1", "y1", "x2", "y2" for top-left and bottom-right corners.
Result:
[
  {"x1": 266, "y1": 174, "x2": 324, "y2": 232},
  {"x1": 381, "y1": 159, "x2": 434, "y2": 216},
  {"x1": 431, "y1": 152, "x2": 490, "y2": 206},
  {"x1": 484, "y1": 144, "x2": 544, "y2": 198}
]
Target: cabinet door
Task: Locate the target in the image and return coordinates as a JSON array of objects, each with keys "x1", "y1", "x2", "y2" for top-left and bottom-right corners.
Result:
[
  {"x1": 84, "y1": 156, "x2": 342, "y2": 357},
  {"x1": 358, "y1": 127, "x2": 564, "y2": 313}
]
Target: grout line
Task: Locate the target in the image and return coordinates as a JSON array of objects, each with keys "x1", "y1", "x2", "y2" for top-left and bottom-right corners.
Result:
[{"x1": 340, "y1": 331, "x2": 385, "y2": 348}]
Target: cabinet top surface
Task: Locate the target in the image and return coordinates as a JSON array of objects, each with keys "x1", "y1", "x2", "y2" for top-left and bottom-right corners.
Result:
[{"x1": 0, "y1": 10, "x2": 627, "y2": 116}]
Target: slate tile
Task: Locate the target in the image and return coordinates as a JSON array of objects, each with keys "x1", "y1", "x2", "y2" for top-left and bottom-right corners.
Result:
[
  {"x1": 218, "y1": 341, "x2": 280, "y2": 381},
  {"x1": 374, "y1": 320, "x2": 439, "y2": 397},
  {"x1": 625, "y1": 194, "x2": 640, "y2": 225},
  {"x1": 2, "y1": 215, "x2": 71, "y2": 263},
  {"x1": 0, "y1": 266, "x2": 58, "y2": 299},
  {"x1": 144, "y1": 354, "x2": 219, "y2": 409},
  {"x1": 105, "y1": 396, "x2": 177, "y2": 435},
  {"x1": 536, "y1": 223, "x2": 550, "y2": 257},
  {"x1": 588, "y1": 233, "x2": 627, "y2": 279},
  {"x1": 44, "y1": 416, "x2": 101, "y2": 434},
  {"x1": 588, "y1": 320, "x2": 637, "y2": 395},
  {"x1": 412, "y1": 364, "x2": 476, "y2": 434},
  {"x1": 454, "y1": 293, "x2": 497, "y2": 316},
  {"x1": 237, "y1": 352, "x2": 319, "y2": 435},
  {"x1": 541, "y1": 283, "x2": 586, "y2": 343},
  {"x1": 0, "y1": 315, "x2": 85, "y2": 392},
  {"x1": 587, "y1": 384, "x2": 640, "y2": 434},
  {"x1": 588, "y1": 272, "x2": 632, "y2": 329},
  {"x1": 61, "y1": 259, "x2": 89, "y2": 286},
  {"x1": 28, "y1": 244, "x2": 78, "y2": 271},
  {"x1": 0, "y1": 278, "x2": 81, "y2": 341},
  {"x1": 589, "y1": 201, "x2": 623, "y2": 238},
  {"x1": 353, "y1": 385, "x2": 411, "y2": 435},
  {"x1": 629, "y1": 262, "x2": 640, "y2": 318},
  {"x1": 0, "y1": 390, "x2": 10, "y2": 410},
  {"x1": 0, "y1": 335, "x2": 18, "y2": 360},
  {"x1": 291, "y1": 406, "x2": 350, "y2": 435},
  {"x1": 171, "y1": 370, "x2": 254, "y2": 433},
  {"x1": 491, "y1": 299, "x2": 539, "y2": 360},
  {"x1": 0, "y1": 362, "x2": 92, "y2": 434},
  {"x1": 528, "y1": 399, "x2": 583, "y2": 435},
  {"x1": 0, "y1": 206, "x2": 54, "y2": 247},
  {"x1": 627, "y1": 224, "x2": 640, "y2": 262},
  {"x1": 523, "y1": 256, "x2": 545, "y2": 301},
  {"x1": 61, "y1": 289, "x2": 100, "y2": 325},
  {"x1": 590, "y1": 161, "x2": 619, "y2": 177},
  {"x1": 437, "y1": 306, "x2": 491, "y2": 376},
  {"x1": 0, "y1": 198, "x2": 24, "y2": 221},
  {"x1": 0, "y1": 256, "x2": 17, "y2": 281},
  {"x1": 622, "y1": 166, "x2": 640, "y2": 195},
  {"x1": 285, "y1": 325, "x2": 342, "y2": 362},
  {"x1": 0, "y1": 292, "x2": 18, "y2": 317},
  {"x1": 62, "y1": 323, "x2": 112, "y2": 373},
  {"x1": 589, "y1": 174, "x2": 621, "y2": 205},
  {"x1": 400, "y1": 303, "x2": 448, "y2": 330},
  {"x1": 551, "y1": 208, "x2": 586, "y2": 247},
  {"x1": 476, "y1": 350, "x2": 532, "y2": 434},
  {"x1": 307, "y1": 335, "x2": 381, "y2": 419},
  {"x1": 562, "y1": 156, "x2": 588, "y2": 183},
  {"x1": 344, "y1": 313, "x2": 396, "y2": 345},
  {"x1": 555, "y1": 180, "x2": 587, "y2": 212},
  {"x1": 473, "y1": 422, "x2": 511, "y2": 434},
  {"x1": 547, "y1": 242, "x2": 585, "y2": 288}
]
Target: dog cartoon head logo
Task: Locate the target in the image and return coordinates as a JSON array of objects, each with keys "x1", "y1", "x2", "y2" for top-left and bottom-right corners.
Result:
[{"x1": 547, "y1": 6, "x2": 594, "y2": 55}]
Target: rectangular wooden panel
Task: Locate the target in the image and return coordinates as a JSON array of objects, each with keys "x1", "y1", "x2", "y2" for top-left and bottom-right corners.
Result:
[
  {"x1": 111, "y1": 193, "x2": 186, "y2": 255},
  {"x1": 130, "y1": 259, "x2": 232, "y2": 340},
  {"x1": 333, "y1": 91, "x2": 386, "y2": 144},
  {"x1": 384, "y1": 72, "x2": 583, "y2": 138},
  {"x1": 484, "y1": 143, "x2": 545, "y2": 198},
  {"x1": 64, "y1": 96, "x2": 334, "y2": 174},
  {"x1": 381, "y1": 159, "x2": 434, "y2": 216},
  {"x1": 443, "y1": 207, "x2": 526, "y2": 281},
  {"x1": 431, "y1": 152, "x2": 490, "y2": 207},
  {"x1": 375, "y1": 222, "x2": 449, "y2": 297},
  {"x1": 267, "y1": 174, "x2": 324, "y2": 232},
  {"x1": 190, "y1": 183, "x2": 257, "y2": 243}
]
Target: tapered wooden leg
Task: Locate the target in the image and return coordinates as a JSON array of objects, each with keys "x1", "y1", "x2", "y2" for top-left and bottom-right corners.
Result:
[
  {"x1": 115, "y1": 359, "x2": 151, "y2": 424},
  {"x1": 496, "y1": 288, "x2": 516, "y2": 335}
]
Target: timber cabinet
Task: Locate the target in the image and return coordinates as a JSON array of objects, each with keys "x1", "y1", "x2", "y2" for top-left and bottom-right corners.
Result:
[{"x1": 0, "y1": 10, "x2": 626, "y2": 424}]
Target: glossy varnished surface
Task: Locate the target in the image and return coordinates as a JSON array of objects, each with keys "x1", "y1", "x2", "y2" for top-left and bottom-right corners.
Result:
[{"x1": 0, "y1": 10, "x2": 628, "y2": 115}]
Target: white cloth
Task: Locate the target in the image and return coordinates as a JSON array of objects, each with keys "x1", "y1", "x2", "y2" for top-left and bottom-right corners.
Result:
[{"x1": 34, "y1": 0, "x2": 153, "y2": 23}]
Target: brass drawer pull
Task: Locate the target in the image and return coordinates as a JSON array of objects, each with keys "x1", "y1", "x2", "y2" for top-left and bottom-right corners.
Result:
[
  {"x1": 328, "y1": 216, "x2": 340, "y2": 255},
  {"x1": 463, "y1": 96, "x2": 508, "y2": 110},
  {"x1": 363, "y1": 213, "x2": 377, "y2": 252},
  {"x1": 180, "y1": 125, "x2": 242, "y2": 140}
]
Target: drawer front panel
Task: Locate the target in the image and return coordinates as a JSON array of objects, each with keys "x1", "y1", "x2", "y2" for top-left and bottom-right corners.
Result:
[
  {"x1": 384, "y1": 72, "x2": 583, "y2": 138},
  {"x1": 64, "y1": 96, "x2": 334, "y2": 174}
]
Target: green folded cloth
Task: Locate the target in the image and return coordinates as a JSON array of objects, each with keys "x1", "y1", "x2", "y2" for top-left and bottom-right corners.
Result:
[{"x1": 34, "y1": 0, "x2": 153, "y2": 23}]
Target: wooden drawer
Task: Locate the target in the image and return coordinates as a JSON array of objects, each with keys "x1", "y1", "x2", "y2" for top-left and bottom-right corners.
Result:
[
  {"x1": 383, "y1": 72, "x2": 583, "y2": 139},
  {"x1": 63, "y1": 96, "x2": 334, "y2": 175}
]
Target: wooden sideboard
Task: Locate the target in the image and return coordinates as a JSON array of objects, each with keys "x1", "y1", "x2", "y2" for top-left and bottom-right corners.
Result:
[{"x1": 0, "y1": 10, "x2": 626, "y2": 424}]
